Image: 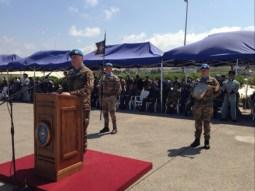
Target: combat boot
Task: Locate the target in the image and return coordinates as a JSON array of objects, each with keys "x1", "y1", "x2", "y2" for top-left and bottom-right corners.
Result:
[
  {"x1": 99, "y1": 126, "x2": 110, "y2": 134},
  {"x1": 204, "y1": 140, "x2": 210, "y2": 150},
  {"x1": 111, "y1": 120, "x2": 117, "y2": 134},
  {"x1": 190, "y1": 138, "x2": 200, "y2": 147}
]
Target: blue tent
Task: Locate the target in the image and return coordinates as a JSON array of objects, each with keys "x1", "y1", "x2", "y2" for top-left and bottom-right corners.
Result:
[
  {"x1": 9, "y1": 50, "x2": 71, "y2": 71},
  {"x1": 84, "y1": 42, "x2": 163, "y2": 69},
  {"x1": 0, "y1": 54, "x2": 23, "y2": 71},
  {"x1": 163, "y1": 31, "x2": 255, "y2": 66}
]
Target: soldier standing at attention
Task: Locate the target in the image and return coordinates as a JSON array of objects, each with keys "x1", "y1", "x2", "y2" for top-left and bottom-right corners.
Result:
[
  {"x1": 99, "y1": 63, "x2": 121, "y2": 134},
  {"x1": 190, "y1": 64, "x2": 220, "y2": 149},
  {"x1": 62, "y1": 49, "x2": 94, "y2": 153},
  {"x1": 221, "y1": 70, "x2": 240, "y2": 122}
]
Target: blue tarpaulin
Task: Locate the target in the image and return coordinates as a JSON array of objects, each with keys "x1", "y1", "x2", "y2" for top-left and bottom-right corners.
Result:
[
  {"x1": 2, "y1": 31, "x2": 254, "y2": 71},
  {"x1": 163, "y1": 31, "x2": 255, "y2": 65},
  {"x1": 0, "y1": 54, "x2": 22, "y2": 70},
  {"x1": 1, "y1": 42, "x2": 163, "y2": 71},
  {"x1": 11, "y1": 50, "x2": 71, "y2": 71},
  {"x1": 84, "y1": 42, "x2": 163, "y2": 69}
]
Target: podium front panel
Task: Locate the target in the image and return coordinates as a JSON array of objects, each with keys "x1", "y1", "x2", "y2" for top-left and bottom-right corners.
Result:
[{"x1": 34, "y1": 93, "x2": 83, "y2": 181}]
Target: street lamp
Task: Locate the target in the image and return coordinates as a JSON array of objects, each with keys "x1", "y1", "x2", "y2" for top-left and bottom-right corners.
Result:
[{"x1": 184, "y1": 0, "x2": 189, "y2": 45}]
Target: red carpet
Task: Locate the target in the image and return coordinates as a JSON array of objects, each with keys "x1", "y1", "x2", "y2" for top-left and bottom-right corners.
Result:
[{"x1": 0, "y1": 150, "x2": 152, "y2": 191}]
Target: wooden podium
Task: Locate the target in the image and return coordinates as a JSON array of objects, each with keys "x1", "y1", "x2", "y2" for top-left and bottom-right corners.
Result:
[{"x1": 34, "y1": 93, "x2": 83, "y2": 181}]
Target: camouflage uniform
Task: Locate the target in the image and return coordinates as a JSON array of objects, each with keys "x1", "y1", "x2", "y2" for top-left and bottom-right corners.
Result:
[
  {"x1": 192, "y1": 76, "x2": 220, "y2": 141},
  {"x1": 99, "y1": 73, "x2": 121, "y2": 130},
  {"x1": 67, "y1": 64, "x2": 94, "y2": 152},
  {"x1": 221, "y1": 79, "x2": 240, "y2": 121}
]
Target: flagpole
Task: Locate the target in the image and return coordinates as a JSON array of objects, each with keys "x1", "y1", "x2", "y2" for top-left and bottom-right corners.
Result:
[{"x1": 100, "y1": 32, "x2": 106, "y2": 120}]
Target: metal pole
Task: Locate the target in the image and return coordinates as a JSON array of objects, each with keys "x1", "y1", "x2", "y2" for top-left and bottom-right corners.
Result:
[
  {"x1": 160, "y1": 61, "x2": 163, "y2": 112},
  {"x1": 184, "y1": 0, "x2": 189, "y2": 46},
  {"x1": 33, "y1": 67, "x2": 36, "y2": 100},
  {"x1": 100, "y1": 32, "x2": 106, "y2": 120},
  {"x1": 7, "y1": 69, "x2": 10, "y2": 97},
  {"x1": 235, "y1": 58, "x2": 239, "y2": 75},
  {"x1": 184, "y1": 67, "x2": 187, "y2": 83}
]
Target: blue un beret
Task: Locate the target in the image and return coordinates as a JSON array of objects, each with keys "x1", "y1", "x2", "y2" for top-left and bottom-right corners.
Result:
[
  {"x1": 105, "y1": 63, "x2": 113, "y2": 67},
  {"x1": 69, "y1": 49, "x2": 84, "y2": 57},
  {"x1": 200, "y1": 63, "x2": 210, "y2": 70}
]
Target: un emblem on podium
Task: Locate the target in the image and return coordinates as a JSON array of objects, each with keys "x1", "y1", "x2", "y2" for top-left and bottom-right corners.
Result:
[{"x1": 36, "y1": 122, "x2": 51, "y2": 147}]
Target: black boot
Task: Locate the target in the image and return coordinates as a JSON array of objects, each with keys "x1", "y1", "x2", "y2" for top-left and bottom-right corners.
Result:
[
  {"x1": 111, "y1": 128, "x2": 117, "y2": 134},
  {"x1": 204, "y1": 140, "x2": 210, "y2": 150},
  {"x1": 190, "y1": 138, "x2": 200, "y2": 147},
  {"x1": 99, "y1": 126, "x2": 110, "y2": 134},
  {"x1": 111, "y1": 120, "x2": 117, "y2": 134}
]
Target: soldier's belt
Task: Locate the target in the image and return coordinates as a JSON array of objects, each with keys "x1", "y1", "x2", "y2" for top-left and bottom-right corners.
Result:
[{"x1": 103, "y1": 93, "x2": 116, "y2": 97}]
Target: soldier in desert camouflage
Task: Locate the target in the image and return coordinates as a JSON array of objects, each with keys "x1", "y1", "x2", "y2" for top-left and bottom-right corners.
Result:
[
  {"x1": 62, "y1": 49, "x2": 94, "y2": 153},
  {"x1": 190, "y1": 64, "x2": 220, "y2": 150},
  {"x1": 99, "y1": 63, "x2": 121, "y2": 135}
]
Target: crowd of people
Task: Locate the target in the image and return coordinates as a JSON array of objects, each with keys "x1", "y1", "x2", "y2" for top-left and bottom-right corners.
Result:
[{"x1": 1, "y1": 72, "x2": 255, "y2": 121}]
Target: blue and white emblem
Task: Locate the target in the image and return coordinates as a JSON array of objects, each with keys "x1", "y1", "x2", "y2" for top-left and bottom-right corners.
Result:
[{"x1": 36, "y1": 122, "x2": 51, "y2": 147}]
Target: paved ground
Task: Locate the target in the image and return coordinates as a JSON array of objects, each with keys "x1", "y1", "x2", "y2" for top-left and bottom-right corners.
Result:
[{"x1": 0, "y1": 103, "x2": 254, "y2": 191}]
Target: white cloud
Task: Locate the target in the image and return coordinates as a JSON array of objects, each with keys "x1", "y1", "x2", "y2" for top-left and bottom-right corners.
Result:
[
  {"x1": 85, "y1": 0, "x2": 98, "y2": 7},
  {"x1": 68, "y1": 6, "x2": 79, "y2": 13},
  {"x1": 122, "y1": 26, "x2": 254, "y2": 51},
  {"x1": 122, "y1": 32, "x2": 147, "y2": 42},
  {"x1": 0, "y1": 36, "x2": 36, "y2": 56},
  {"x1": 104, "y1": 7, "x2": 120, "y2": 20},
  {"x1": 69, "y1": 26, "x2": 101, "y2": 37},
  {"x1": 83, "y1": 44, "x2": 95, "y2": 54},
  {"x1": 68, "y1": 6, "x2": 89, "y2": 18},
  {"x1": 244, "y1": 26, "x2": 255, "y2": 31},
  {"x1": 0, "y1": 35, "x2": 67, "y2": 57}
]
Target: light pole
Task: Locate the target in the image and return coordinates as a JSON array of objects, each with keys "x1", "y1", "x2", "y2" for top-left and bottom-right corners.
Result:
[{"x1": 184, "y1": 0, "x2": 189, "y2": 46}]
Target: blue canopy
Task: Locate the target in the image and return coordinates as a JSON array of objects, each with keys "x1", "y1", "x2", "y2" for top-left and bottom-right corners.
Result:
[
  {"x1": 8, "y1": 50, "x2": 71, "y2": 71},
  {"x1": 84, "y1": 42, "x2": 163, "y2": 69},
  {"x1": 0, "y1": 54, "x2": 22, "y2": 70},
  {"x1": 163, "y1": 31, "x2": 255, "y2": 66}
]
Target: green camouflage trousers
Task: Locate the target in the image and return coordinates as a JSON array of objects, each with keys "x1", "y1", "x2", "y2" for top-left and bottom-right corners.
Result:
[{"x1": 193, "y1": 104, "x2": 213, "y2": 140}]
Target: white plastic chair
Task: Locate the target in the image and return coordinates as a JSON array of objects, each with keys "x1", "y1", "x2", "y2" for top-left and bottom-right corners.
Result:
[
  {"x1": 130, "y1": 89, "x2": 149, "y2": 110},
  {"x1": 0, "y1": 86, "x2": 8, "y2": 100}
]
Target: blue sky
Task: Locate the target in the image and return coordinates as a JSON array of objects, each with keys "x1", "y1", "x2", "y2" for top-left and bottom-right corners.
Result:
[{"x1": 0, "y1": 0, "x2": 254, "y2": 56}]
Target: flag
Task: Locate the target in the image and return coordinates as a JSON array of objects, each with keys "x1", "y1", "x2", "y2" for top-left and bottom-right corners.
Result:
[
  {"x1": 95, "y1": 33, "x2": 106, "y2": 55},
  {"x1": 95, "y1": 40, "x2": 105, "y2": 55}
]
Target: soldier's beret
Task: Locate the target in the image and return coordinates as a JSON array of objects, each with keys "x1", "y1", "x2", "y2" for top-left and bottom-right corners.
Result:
[
  {"x1": 69, "y1": 49, "x2": 84, "y2": 57},
  {"x1": 105, "y1": 63, "x2": 113, "y2": 67},
  {"x1": 200, "y1": 63, "x2": 210, "y2": 70}
]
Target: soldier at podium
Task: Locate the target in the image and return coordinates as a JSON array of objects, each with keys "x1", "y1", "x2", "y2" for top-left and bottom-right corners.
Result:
[{"x1": 62, "y1": 49, "x2": 94, "y2": 153}]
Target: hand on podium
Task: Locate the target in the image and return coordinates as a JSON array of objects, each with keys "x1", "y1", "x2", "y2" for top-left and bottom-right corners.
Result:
[{"x1": 61, "y1": 92, "x2": 71, "y2": 96}]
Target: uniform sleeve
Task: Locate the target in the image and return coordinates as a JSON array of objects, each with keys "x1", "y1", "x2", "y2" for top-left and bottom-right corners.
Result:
[
  {"x1": 221, "y1": 81, "x2": 226, "y2": 92},
  {"x1": 98, "y1": 77, "x2": 103, "y2": 100},
  {"x1": 115, "y1": 77, "x2": 122, "y2": 96},
  {"x1": 214, "y1": 78, "x2": 220, "y2": 93},
  {"x1": 70, "y1": 70, "x2": 94, "y2": 96},
  {"x1": 233, "y1": 81, "x2": 240, "y2": 93}
]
